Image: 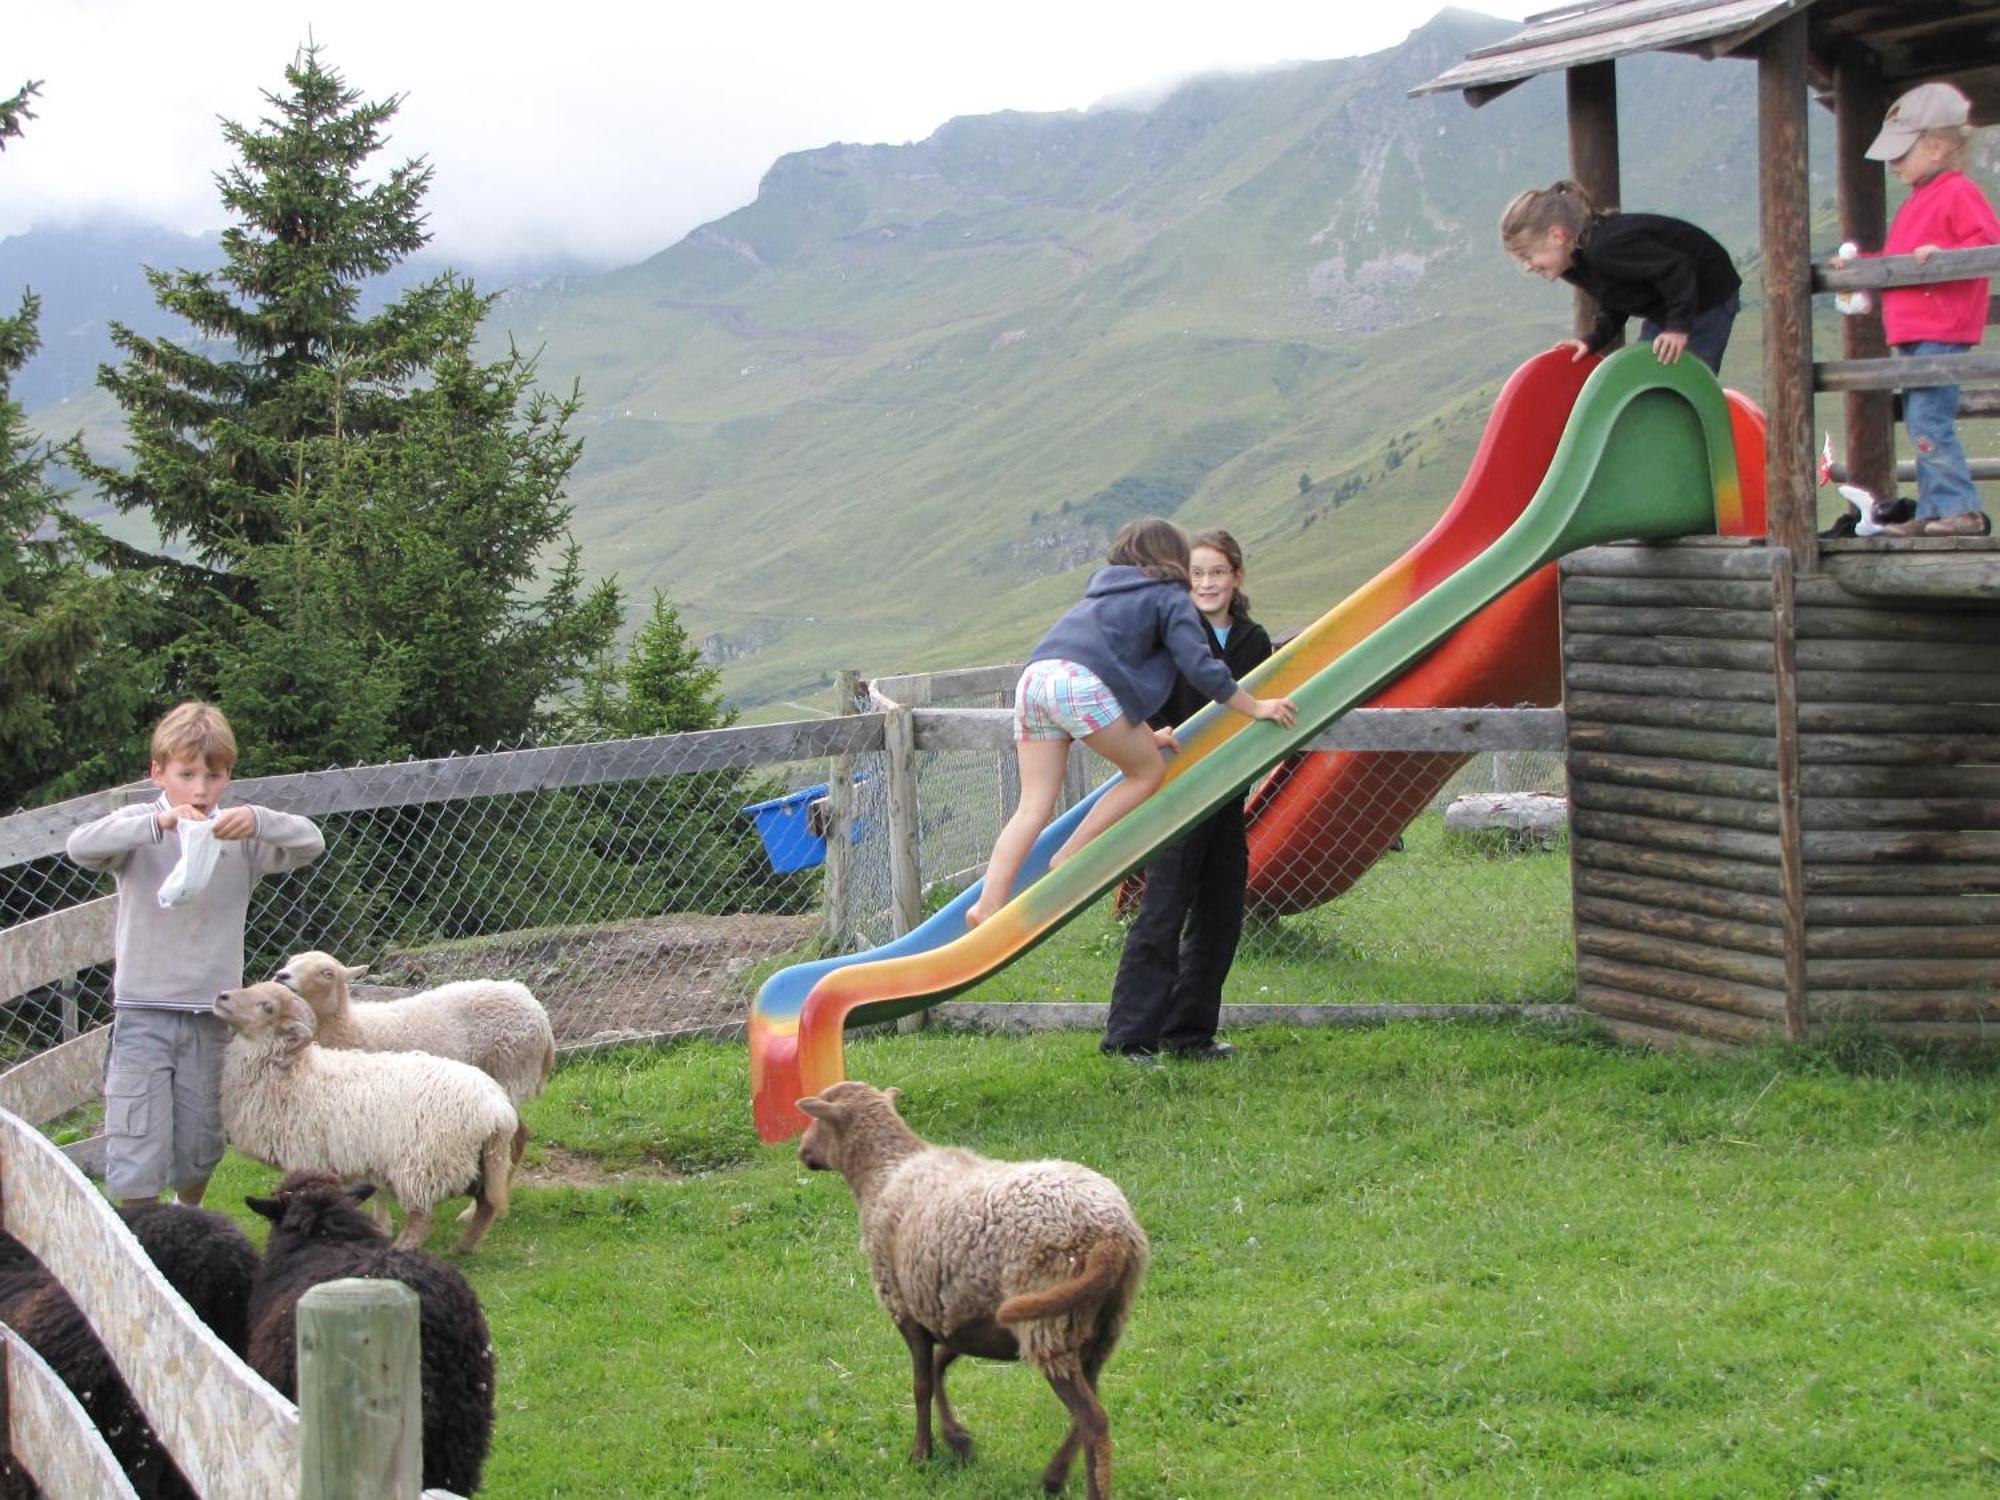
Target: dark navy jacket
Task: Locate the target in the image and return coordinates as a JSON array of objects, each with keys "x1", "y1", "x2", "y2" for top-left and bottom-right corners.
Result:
[
  {"x1": 1151, "y1": 616, "x2": 1274, "y2": 731},
  {"x1": 1030, "y1": 565, "x2": 1241, "y2": 725}
]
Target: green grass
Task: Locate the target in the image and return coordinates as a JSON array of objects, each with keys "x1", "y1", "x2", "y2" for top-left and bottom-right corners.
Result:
[{"x1": 202, "y1": 1023, "x2": 2000, "y2": 1497}]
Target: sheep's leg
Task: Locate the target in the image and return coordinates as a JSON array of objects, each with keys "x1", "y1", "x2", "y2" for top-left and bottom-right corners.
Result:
[
  {"x1": 1039, "y1": 1353, "x2": 1111, "y2": 1499},
  {"x1": 931, "y1": 1346, "x2": 974, "y2": 1459},
  {"x1": 894, "y1": 1317, "x2": 938, "y2": 1463},
  {"x1": 393, "y1": 1205, "x2": 435, "y2": 1251}
]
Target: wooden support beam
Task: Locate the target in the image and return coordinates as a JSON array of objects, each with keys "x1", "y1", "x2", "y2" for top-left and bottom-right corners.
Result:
[
  {"x1": 1758, "y1": 15, "x2": 1818, "y2": 570},
  {"x1": 1566, "y1": 61, "x2": 1620, "y2": 348},
  {"x1": 1834, "y1": 54, "x2": 1894, "y2": 505}
]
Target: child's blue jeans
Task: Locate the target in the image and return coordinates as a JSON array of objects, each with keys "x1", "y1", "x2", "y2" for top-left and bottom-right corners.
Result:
[{"x1": 1897, "y1": 341, "x2": 1982, "y2": 520}]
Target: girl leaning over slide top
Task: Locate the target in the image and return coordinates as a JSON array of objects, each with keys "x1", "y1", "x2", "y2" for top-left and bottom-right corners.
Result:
[{"x1": 965, "y1": 518, "x2": 1297, "y2": 930}]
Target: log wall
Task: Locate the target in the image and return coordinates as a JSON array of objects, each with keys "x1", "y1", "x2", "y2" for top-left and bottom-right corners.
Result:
[{"x1": 1562, "y1": 540, "x2": 2000, "y2": 1049}]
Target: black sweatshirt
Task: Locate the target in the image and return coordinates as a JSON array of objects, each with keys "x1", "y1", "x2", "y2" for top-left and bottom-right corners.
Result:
[
  {"x1": 1150, "y1": 616, "x2": 1274, "y2": 730},
  {"x1": 1562, "y1": 212, "x2": 1741, "y2": 353}
]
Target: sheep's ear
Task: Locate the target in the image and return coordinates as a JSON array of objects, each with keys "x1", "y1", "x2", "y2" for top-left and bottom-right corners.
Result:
[
  {"x1": 245, "y1": 1195, "x2": 282, "y2": 1222},
  {"x1": 278, "y1": 1014, "x2": 315, "y2": 1050},
  {"x1": 884, "y1": 1086, "x2": 903, "y2": 1107},
  {"x1": 347, "y1": 1182, "x2": 378, "y2": 1205},
  {"x1": 341, "y1": 964, "x2": 369, "y2": 982},
  {"x1": 796, "y1": 1096, "x2": 839, "y2": 1122}
]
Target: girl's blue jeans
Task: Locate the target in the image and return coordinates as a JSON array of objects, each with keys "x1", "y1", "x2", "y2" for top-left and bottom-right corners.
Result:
[{"x1": 1897, "y1": 341, "x2": 1982, "y2": 520}]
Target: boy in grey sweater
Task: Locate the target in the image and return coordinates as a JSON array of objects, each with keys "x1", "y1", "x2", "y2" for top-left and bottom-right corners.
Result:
[{"x1": 66, "y1": 702, "x2": 324, "y2": 1206}]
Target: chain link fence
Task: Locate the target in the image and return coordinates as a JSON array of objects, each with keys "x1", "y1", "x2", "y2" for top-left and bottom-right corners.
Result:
[{"x1": 3, "y1": 681, "x2": 1575, "y2": 1075}]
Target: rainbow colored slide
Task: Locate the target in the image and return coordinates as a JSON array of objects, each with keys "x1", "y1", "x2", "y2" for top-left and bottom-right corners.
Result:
[
  {"x1": 751, "y1": 347, "x2": 1758, "y2": 1142},
  {"x1": 1242, "y1": 355, "x2": 1768, "y2": 915}
]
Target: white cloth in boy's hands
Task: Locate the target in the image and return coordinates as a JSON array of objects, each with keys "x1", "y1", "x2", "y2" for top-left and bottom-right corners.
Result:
[{"x1": 158, "y1": 819, "x2": 222, "y2": 907}]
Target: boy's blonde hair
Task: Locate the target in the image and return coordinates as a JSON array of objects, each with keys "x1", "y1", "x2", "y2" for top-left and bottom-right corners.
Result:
[
  {"x1": 150, "y1": 701, "x2": 238, "y2": 772},
  {"x1": 1499, "y1": 179, "x2": 1602, "y2": 251}
]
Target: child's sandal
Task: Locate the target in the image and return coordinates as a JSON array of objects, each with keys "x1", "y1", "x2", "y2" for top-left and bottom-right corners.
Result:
[{"x1": 1921, "y1": 512, "x2": 1992, "y2": 536}]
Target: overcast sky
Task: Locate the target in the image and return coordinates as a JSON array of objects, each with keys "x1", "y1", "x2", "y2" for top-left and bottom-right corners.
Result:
[{"x1": 10, "y1": 1, "x2": 1525, "y2": 269}]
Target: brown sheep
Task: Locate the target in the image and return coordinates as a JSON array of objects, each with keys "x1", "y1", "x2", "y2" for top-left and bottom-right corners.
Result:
[{"x1": 797, "y1": 1081, "x2": 1147, "y2": 1499}]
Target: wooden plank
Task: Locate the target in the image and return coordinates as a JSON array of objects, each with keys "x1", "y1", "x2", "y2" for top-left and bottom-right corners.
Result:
[
  {"x1": 1572, "y1": 807, "x2": 1784, "y2": 864},
  {"x1": 0, "y1": 1110, "x2": 298, "y2": 1498},
  {"x1": 1575, "y1": 895, "x2": 1785, "y2": 959},
  {"x1": 1800, "y1": 734, "x2": 2000, "y2": 766},
  {"x1": 0, "y1": 715, "x2": 889, "y2": 866},
  {"x1": 1805, "y1": 860, "x2": 2000, "y2": 895},
  {"x1": 1568, "y1": 747, "x2": 1779, "y2": 800},
  {"x1": 1770, "y1": 547, "x2": 1807, "y2": 1039},
  {"x1": 1795, "y1": 603, "x2": 1999, "y2": 643},
  {"x1": 1815, "y1": 244, "x2": 2000, "y2": 291},
  {"x1": 1590, "y1": 1015, "x2": 1750, "y2": 1054},
  {"x1": 1806, "y1": 891, "x2": 2000, "y2": 927},
  {"x1": 1796, "y1": 571, "x2": 2000, "y2": 612},
  {"x1": 1808, "y1": 990, "x2": 2000, "y2": 1024},
  {"x1": 911, "y1": 706, "x2": 1568, "y2": 755},
  {"x1": 1560, "y1": 603, "x2": 1781, "y2": 640},
  {"x1": 0, "y1": 1025, "x2": 109, "y2": 1124},
  {"x1": 1570, "y1": 779, "x2": 1780, "y2": 834},
  {"x1": 1563, "y1": 659, "x2": 1777, "y2": 704},
  {"x1": 1819, "y1": 551, "x2": 2000, "y2": 602},
  {"x1": 1559, "y1": 577, "x2": 1780, "y2": 610},
  {"x1": 1577, "y1": 923, "x2": 1788, "y2": 987},
  {"x1": 1573, "y1": 837, "x2": 1787, "y2": 896},
  {"x1": 1803, "y1": 796, "x2": 2000, "y2": 832},
  {"x1": 3, "y1": 1334, "x2": 142, "y2": 1499},
  {"x1": 1796, "y1": 702, "x2": 2000, "y2": 736},
  {"x1": 1793, "y1": 636, "x2": 1995, "y2": 675},
  {"x1": 1576, "y1": 953, "x2": 1790, "y2": 1020},
  {"x1": 1805, "y1": 954, "x2": 2000, "y2": 989},
  {"x1": 1567, "y1": 721, "x2": 1779, "y2": 769},
  {"x1": 1576, "y1": 866, "x2": 1786, "y2": 925},
  {"x1": 1815, "y1": 351, "x2": 2000, "y2": 391},
  {"x1": 0, "y1": 898, "x2": 114, "y2": 1003},
  {"x1": 1580, "y1": 983, "x2": 1787, "y2": 1042},
  {"x1": 1802, "y1": 763, "x2": 2000, "y2": 799},
  {"x1": 1565, "y1": 692, "x2": 1777, "y2": 736},
  {"x1": 1562, "y1": 544, "x2": 1777, "y2": 580},
  {"x1": 1806, "y1": 923, "x2": 2000, "y2": 959},
  {"x1": 1803, "y1": 829, "x2": 2000, "y2": 862},
  {"x1": 1798, "y1": 670, "x2": 2000, "y2": 706},
  {"x1": 1565, "y1": 633, "x2": 1774, "y2": 672}
]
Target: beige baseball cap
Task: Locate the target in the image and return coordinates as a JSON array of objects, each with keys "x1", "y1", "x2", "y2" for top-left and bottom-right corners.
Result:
[{"x1": 1867, "y1": 81, "x2": 1973, "y2": 161}]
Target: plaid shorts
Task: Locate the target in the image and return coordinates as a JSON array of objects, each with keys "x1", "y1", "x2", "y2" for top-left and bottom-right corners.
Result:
[{"x1": 1014, "y1": 659, "x2": 1125, "y2": 741}]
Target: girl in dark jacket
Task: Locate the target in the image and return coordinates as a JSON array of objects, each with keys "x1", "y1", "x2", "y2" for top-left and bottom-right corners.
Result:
[
  {"x1": 1103, "y1": 529, "x2": 1270, "y2": 1060},
  {"x1": 966, "y1": 518, "x2": 1296, "y2": 928}
]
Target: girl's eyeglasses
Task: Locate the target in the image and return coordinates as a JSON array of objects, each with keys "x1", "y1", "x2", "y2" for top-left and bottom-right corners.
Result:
[{"x1": 1190, "y1": 568, "x2": 1237, "y2": 583}]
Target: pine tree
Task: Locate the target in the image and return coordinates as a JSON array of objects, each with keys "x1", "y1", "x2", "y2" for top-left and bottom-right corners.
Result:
[
  {"x1": 0, "y1": 82, "x2": 154, "y2": 807},
  {"x1": 82, "y1": 46, "x2": 619, "y2": 767}
]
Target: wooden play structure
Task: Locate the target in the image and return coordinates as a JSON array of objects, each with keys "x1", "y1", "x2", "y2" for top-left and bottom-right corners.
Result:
[{"x1": 1418, "y1": 0, "x2": 2000, "y2": 1048}]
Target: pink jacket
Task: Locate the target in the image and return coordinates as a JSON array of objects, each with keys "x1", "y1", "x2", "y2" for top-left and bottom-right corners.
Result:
[{"x1": 1881, "y1": 170, "x2": 2000, "y2": 346}]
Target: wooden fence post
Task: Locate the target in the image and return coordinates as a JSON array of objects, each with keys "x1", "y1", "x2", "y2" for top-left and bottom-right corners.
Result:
[
  {"x1": 297, "y1": 1279, "x2": 422, "y2": 1500},
  {"x1": 822, "y1": 670, "x2": 861, "y2": 953},
  {"x1": 884, "y1": 704, "x2": 927, "y2": 1032}
]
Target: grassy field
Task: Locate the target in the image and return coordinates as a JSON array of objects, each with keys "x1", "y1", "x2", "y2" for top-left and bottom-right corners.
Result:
[{"x1": 201, "y1": 1021, "x2": 2000, "y2": 1497}]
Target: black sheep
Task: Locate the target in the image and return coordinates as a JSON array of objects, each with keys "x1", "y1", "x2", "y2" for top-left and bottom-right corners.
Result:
[
  {"x1": 0, "y1": 1204, "x2": 256, "y2": 1500},
  {"x1": 246, "y1": 1171, "x2": 496, "y2": 1497}
]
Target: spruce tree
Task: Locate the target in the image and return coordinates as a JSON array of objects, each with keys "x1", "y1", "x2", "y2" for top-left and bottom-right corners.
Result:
[{"x1": 83, "y1": 46, "x2": 618, "y2": 767}]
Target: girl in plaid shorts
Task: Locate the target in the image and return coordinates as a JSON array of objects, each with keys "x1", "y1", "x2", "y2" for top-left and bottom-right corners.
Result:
[{"x1": 966, "y1": 518, "x2": 1296, "y2": 928}]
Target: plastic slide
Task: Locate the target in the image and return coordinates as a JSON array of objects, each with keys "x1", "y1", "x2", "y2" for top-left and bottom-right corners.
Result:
[
  {"x1": 751, "y1": 347, "x2": 1752, "y2": 1142},
  {"x1": 1241, "y1": 353, "x2": 1769, "y2": 915}
]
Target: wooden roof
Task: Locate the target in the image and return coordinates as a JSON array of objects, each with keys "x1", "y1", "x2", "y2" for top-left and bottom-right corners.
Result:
[{"x1": 1414, "y1": 1, "x2": 2000, "y2": 115}]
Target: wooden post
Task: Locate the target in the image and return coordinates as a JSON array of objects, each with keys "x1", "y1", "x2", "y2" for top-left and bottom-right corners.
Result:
[
  {"x1": 821, "y1": 670, "x2": 860, "y2": 953},
  {"x1": 1769, "y1": 548, "x2": 1808, "y2": 1041},
  {"x1": 1758, "y1": 15, "x2": 1819, "y2": 569},
  {"x1": 1835, "y1": 54, "x2": 1894, "y2": 510},
  {"x1": 995, "y1": 682, "x2": 1019, "y2": 826},
  {"x1": 297, "y1": 1279, "x2": 422, "y2": 1500},
  {"x1": 1566, "y1": 61, "x2": 1621, "y2": 348},
  {"x1": 883, "y1": 705, "x2": 927, "y2": 1033}
]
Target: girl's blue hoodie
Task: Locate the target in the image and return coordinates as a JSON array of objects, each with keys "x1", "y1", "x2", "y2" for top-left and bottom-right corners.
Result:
[{"x1": 1029, "y1": 565, "x2": 1241, "y2": 724}]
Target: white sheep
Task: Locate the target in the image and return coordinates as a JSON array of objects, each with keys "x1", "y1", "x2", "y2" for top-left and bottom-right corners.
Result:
[
  {"x1": 215, "y1": 981, "x2": 517, "y2": 1253},
  {"x1": 275, "y1": 950, "x2": 554, "y2": 1161},
  {"x1": 797, "y1": 1081, "x2": 1148, "y2": 1500}
]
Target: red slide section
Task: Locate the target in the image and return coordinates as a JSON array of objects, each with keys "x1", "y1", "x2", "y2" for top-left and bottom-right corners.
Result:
[{"x1": 1243, "y1": 353, "x2": 1768, "y2": 916}]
